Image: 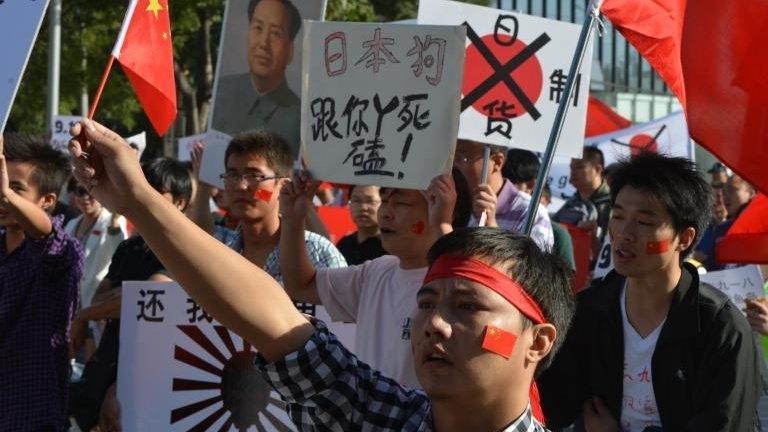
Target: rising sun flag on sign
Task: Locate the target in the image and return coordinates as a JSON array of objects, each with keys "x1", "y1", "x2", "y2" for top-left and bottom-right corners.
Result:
[{"x1": 111, "y1": 0, "x2": 176, "y2": 136}]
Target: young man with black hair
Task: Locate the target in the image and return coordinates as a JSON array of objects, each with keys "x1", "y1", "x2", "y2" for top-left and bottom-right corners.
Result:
[
  {"x1": 0, "y1": 134, "x2": 84, "y2": 431},
  {"x1": 540, "y1": 153, "x2": 762, "y2": 431},
  {"x1": 454, "y1": 139, "x2": 554, "y2": 251},
  {"x1": 69, "y1": 157, "x2": 192, "y2": 432},
  {"x1": 504, "y1": 148, "x2": 575, "y2": 271},
  {"x1": 68, "y1": 118, "x2": 576, "y2": 431}
]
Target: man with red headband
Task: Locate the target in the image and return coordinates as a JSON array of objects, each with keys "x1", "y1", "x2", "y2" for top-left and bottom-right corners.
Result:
[
  {"x1": 540, "y1": 153, "x2": 763, "y2": 431},
  {"x1": 67, "y1": 120, "x2": 575, "y2": 431}
]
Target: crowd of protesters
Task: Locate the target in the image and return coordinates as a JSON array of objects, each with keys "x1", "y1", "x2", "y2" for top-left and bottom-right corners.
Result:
[{"x1": 2, "y1": 124, "x2": 767, "y2": 432}]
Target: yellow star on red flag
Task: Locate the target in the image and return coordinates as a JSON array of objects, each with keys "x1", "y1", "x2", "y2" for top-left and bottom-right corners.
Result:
[{"x1": 146, "y1": 0, "x2": 163, "y2": 19}]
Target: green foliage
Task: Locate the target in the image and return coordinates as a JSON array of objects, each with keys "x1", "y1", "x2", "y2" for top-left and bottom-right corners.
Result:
[{"x1": 326, "y1": 0, "x2": 376, "y2": 22}]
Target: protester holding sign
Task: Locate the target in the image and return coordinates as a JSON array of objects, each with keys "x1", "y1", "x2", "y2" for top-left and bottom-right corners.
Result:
[
  {"x1": 454, "y1": 139, "x2": 554, "y2": 251},
  {"x1": 0, "y1": 134, "x2": 83, "y2": 431},
  {"x1": 336, "y1": 185, "x2": 389, "y2": 265},
  {"x1": 68, "y1": 119, "x2": 575, "y2": 431},
  {"x1": 278, "y1": 170, "x2": 468, "y2": 388},
  {"x1": 540, "y1": 153, "x2": 762, "y2": 431}
]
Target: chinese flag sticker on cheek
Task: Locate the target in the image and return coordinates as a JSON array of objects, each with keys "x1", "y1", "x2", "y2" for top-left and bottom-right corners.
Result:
[
  {"x1": 254, "y1": 189, "x2": 273, "y2": 201},
  {"x1": 646, "y1": 239, "x2": 670, "y2": 254},
  {"x1": 410, "y1": 221, "x2": 426, "y2": 234},
  {"x1": 481, "y1": 325, "x2": 517, "y2": 359}
]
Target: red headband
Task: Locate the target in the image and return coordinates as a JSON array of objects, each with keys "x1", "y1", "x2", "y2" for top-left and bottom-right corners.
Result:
[{"x1": 424, "y1": 255, "x2": 547, "y2": 325}]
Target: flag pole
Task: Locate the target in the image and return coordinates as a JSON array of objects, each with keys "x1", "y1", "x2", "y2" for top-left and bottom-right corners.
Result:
[
  {"x1": 87, "y1": 55, "x2": 116, "y2": 119},
  {"x1": 523, "y1": 0, "x2": 603, "y2": 236},
  {"x1": 478, "y1": 144, "x2": 491, "y2": 227}
]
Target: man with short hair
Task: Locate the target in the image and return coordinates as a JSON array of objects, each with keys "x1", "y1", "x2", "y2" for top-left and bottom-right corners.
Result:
[
  {"x1": 211, "y1": 0, "x2": 302, "y2": 155},
  {"x1": 71, "y1": 118, "x2": 579, "y2": 430},
  {"x1": 336, "y1": 185, "x2": 388, "y2": 265},
  {"x1": 278, "y1": 173, "x2": 461, "y2": 388},
  {"x1": 454, "y1": 139, "x2": 554, "y2": 251},
  {"x1": 540, "y1": 153, "x2": 762, "y2": 431},
  {"x1": 0, "y1": 134, "x2": 83, "y2": 431},
  {"x1": 553, "y1": 146, "x2": 611, "y2": 235}
]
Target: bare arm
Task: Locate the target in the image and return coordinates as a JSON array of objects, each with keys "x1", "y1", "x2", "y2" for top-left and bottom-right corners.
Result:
[
  {"x1": 279, "y1": 176, "x2": 322, "y2": 305},
  {"x1": 186, "y1": 143, "x2": 215, "y2": 234},
  {"x1": 0, "y1": 137, "x2": 52, "y2": 238},
  {"x1": 68, "y1": 120, "x2": 313, "y2": 362}
]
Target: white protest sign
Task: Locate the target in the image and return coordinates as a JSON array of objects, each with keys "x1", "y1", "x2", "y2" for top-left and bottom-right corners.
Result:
[
  {"x1": 593, "y1": 235, "x2": 613, "y2": 280},
  {"x1": 177, "y1": 133, "x2": 208, "y2": 162},
  {"x1": 125, "y1": 131, "x2": 147, "y2": 159},
  {"x1": 547, "y1": 111, "x2": 694, "y2": 201},
  {"x1": 418, "y1": 0, "x2": 591, "y2": 155},
  {"x1": 300, "y1": 21, "x2": 465, "y2": 189},
  {"x1": 0, "y1": 0, "x2": 50, "y2": 132},
  {"x1": 700, "y1": 265, "x2": 765, "y2": 311},
  {"x1": 199, "y1": 130, "x2": 232, "y2": 189},
  {"x1": 49, "y1": 115, "x2": 81, "y2": 152},
  {"x1": 119, "y1": 281, "x2": 356, "y2": 431}
]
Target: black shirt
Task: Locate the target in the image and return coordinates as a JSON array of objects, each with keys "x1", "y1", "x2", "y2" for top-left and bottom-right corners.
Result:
[{"x1": 337, "y1": 233, "x2": 388, "y2": 266}]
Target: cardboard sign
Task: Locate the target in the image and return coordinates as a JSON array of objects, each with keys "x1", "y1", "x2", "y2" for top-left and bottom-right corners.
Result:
[
  {"x1": 199, "y1": 130, "x2": 233, "y2": 189},
  {"x1": 208, "y1": 0, "x2": 327, "y2": 158},
  {"x1": 177, "y1": 133, "x2": 208, "y2": 162},
  {"x1": 548, "y1": 111, "x2": 694, "y2": 200},
  {"x1": 700, "y1": 265, "x2": 765, "y2": 311},
  {"x1": 300, "y1": 21, "x2": 465, "y2": 189},
  {"x1": 118, "y1": 281, "x2": 355, "y2": 431},
  {"x1": 418, "y1": 0, "x2": 592, "y2": 155},
  {"x1": 49, "y1": 115, "x2": 81, "y2": 152},
  {"x1": 0, "y1": 0, "x2": 50, "y2": 132}
]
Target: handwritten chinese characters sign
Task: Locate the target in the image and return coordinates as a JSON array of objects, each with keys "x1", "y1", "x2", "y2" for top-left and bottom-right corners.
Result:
[
  {"x1": 418, "y1": 0, "x2": 591, "y2": 156},
  {"x1": 700, "y1": 265, "x2": 765, "y2": 312},
  {"x1": 301, "y1": 21, "x2": 466, "y2": 189},
  {"x1": 118, "y1": 281, "x2": 356, "y2": 431},
  {"x1": 0, "y1": 0, "x2": 50, "y2": 131}
]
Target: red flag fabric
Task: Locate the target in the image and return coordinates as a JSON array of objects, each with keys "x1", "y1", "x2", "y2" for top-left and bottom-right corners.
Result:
[
  {"x1": 601, "y1": 0, "x2": 768, "y2": 196},
  {"x1": 112, "y1": 0, "x2": 176, "y2": 136},
  {"x1": 585, "y1": 96, "x2": 631, "y2": 137},
  {"x1": 481, "y1": 325, "x2": 517, "y2": 359},
  {"x1": 716, "y1": 194, "x2": 768, "y2": 264}
]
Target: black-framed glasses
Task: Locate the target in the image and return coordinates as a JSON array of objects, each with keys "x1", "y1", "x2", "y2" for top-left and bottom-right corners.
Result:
[{"x1": 219, "y1": 172, "x2": 284, "y2": 186}]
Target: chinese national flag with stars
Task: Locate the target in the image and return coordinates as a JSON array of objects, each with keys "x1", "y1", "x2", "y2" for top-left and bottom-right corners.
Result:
[{"x1": 112, "y1": 0, "x2": 176, "y2": 136}]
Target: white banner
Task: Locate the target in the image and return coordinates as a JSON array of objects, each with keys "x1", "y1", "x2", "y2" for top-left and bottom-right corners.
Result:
[
  {"x1": 118, "y1": 281, "x2": 355, "y2": 431},
  {"x1": 418, "y1": 0, "x2": 591, "y2": 155},
  {"x1": 0, "y1": 0, "x2": 50, "y2": 132},
  {"x1": 177, "y1": 133, "x2": 208, "y2": 162},
  {"x1": 700, "y1": 265, "x2": 765, "y2": 312},
  {"x1": 547, "y1": 111, "x2": 694, "y2": 201},
  {"x1": 49, "y1": 115, "x2": 81, "y2": 152},
  {"x1": 300, "y1": 21, "x2": 466, "y2": 189}
]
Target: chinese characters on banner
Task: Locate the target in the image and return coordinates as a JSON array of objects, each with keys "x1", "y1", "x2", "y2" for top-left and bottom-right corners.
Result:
[
  {"x1": 0, "y1": 0, "x2": 50, "y2": 132},
  {"x1": 418, "y1": 0, "x2": 592, "y2": 155},
  {"x1": 301, "y1": 21, "x2": 466, "y2": 189},
  {"x1": 119, "y1": 282, "x2": 356, "y2": 431},
  {"x1": 700, "y1": 265, "x2": 765, "y2": 311},
  {"x1": 547, "y1": 111, "x2": 694, "y2": 201}
]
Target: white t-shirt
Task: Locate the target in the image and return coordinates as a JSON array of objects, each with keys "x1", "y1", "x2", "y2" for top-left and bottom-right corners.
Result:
[
  {"x1": 620, "y1": 286, "x2": 664, "y2": 432},
  {"x1": 316, "y1": 255, "x2": 426, "y2": 388}
]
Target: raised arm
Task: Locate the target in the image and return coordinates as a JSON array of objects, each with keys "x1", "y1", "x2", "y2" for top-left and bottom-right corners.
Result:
[
  {"x1": 0, "y1": 136, "x2": 52, "y2": 238},
  {"x1": 278, "y1": 174, "x2": 322, "y2": 305},
  {"x1": 186, "y1": 142, "x2": 215, "y2": 234},
  {"x1": 68, "y1": 120, "x2": 313, "y2": 362}
]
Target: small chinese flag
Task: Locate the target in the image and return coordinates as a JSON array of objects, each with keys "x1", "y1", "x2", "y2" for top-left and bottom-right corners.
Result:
[
  {"x1": 410, "y1": 221, "x2": 426, "y2": 235},
  {"x1": 645, "y1": 239, "x2": 670, "y2": 255},
  {"x1": 111, "y1": 0, "x2": 176, "y2": 136},
  {"x1": 254, "y1": 189, "x2": 273, "y2": 201},
  {"x1": 481, "y1": 325, "x2": 517, "y2": 359}
]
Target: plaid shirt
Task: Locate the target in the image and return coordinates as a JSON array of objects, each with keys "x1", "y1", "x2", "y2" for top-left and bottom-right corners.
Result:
[
  {"x1": 256, "y1": 320, "x2": 550, "y2": 432},
  {"x1": 0, "y1": 215, "x2": 83, "y2": 431},
  {"x1": 214, "y1": 226, "x2": 346, "y2": 284}
]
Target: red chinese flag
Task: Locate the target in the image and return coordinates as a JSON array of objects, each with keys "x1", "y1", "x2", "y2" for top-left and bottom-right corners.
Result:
[
  {"x1": 645, "y1": 239, "x2": 670, "y2": 255},
  {"x1": 481, "y1": 325, "x2": 517, "y2": 359},
  {"x1": 585, "y1": 96, "x2": 632, "y2": 137},
  {"x1": 112, "y1": 0, "x2": 176, "y2": 136},
  {"x1": 601, "y1": 0, "x2": 768, "y2": 196},
  {"x1": 254, "y1": 189, "x2": 273, "y2": 202},
  {"x1": 716, "y1": 194, "x2": 768, "y2": 264}
]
